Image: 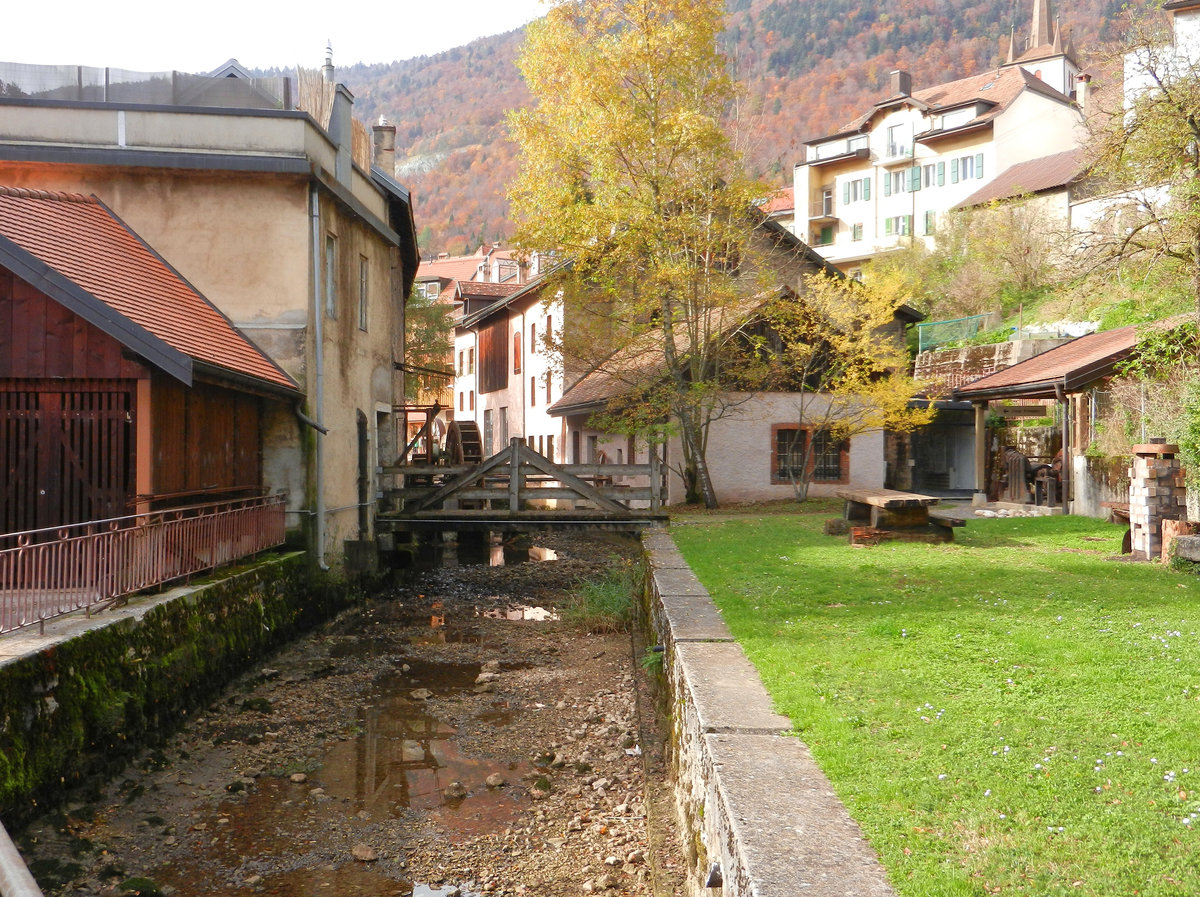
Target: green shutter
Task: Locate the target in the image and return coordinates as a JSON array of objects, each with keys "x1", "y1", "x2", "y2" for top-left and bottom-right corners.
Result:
[
  {"x1": 883, "y1": 175, "x2": 891, "y2": 197},
  {"x1": 976, "y1": 152, "x2": 985, "y2": 179},
  {"x1": 937, "y1": 161, "x2": 945, "y2": 186},
  {"x1": 910, "y1": 165, "x2": 921, "y2": 191},
  {"x1": 951, "y1": 160, "x2": 959, "y2": 184},
  {"x1": 843, "y1": 182, "x2": 850, "y2": 204},
  {"x1": 885, "y1": 217, "x2": 893, "y2": 235},
  {"x1": 863, "y1": 178, "x2": 871, "y2": 200}
]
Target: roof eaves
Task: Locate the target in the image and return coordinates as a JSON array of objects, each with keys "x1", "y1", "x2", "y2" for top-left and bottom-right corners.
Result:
[{"x1": 0, "y1": 232, "x2": 193, "y2": 385}]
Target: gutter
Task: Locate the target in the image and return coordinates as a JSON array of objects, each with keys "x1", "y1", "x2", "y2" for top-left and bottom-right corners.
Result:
[{"x1": 308, "y1": 184, "x2": 329, "y2": 570}]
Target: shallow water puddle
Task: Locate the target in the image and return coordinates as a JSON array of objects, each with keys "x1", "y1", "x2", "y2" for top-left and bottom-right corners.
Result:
[{"x1": 149, "y1": 663, "x2": 527, "y2": 893}]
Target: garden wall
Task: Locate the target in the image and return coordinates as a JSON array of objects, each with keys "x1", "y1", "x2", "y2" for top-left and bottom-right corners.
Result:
[
  {"x1": 641, "y1": 531, "x2": 895, "y2": 897},
  {"x1": 0, "y1": 554, "x2": 366, "y2": 826}
]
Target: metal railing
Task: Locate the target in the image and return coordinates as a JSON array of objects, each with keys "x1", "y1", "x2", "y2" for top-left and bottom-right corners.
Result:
[{"x1": 0, "y1": 495, "x2": 287, "y2": 635}]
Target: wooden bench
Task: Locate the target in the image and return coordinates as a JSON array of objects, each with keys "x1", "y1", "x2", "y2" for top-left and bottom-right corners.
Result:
[
  {"x1": 1101, "y1": 501, "x2": 1133, "y2": 554},
  {"x1": 837, "y1": 488, "x2": 962, "y2": 544}
]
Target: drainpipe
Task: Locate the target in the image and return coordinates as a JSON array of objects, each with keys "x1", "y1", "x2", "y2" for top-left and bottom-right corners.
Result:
[
  {"x1": 309, "y1": 184, "x2": 329, "y2": 570},
  {"x1": 0, "y1": 820, "x2": 43, "y2": 897}
]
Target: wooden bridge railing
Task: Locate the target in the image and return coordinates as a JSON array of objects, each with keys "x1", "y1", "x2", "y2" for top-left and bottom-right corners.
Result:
[{"x1": 380, "y1": 438, "x2": 665, "y2": 517}]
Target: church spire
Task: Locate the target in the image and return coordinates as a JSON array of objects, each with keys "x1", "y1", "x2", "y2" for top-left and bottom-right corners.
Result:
[{"x1": 1030, "y1": 0, "x2": 1054, "y2": 50}]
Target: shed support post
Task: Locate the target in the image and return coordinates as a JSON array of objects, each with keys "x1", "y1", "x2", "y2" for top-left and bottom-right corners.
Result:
[
  {"x1": 508, "y1": 437, "x2": 521, "y2": 515},
  {"x1": 973, "y1": 402, "x2": 988, "y2": 501}
]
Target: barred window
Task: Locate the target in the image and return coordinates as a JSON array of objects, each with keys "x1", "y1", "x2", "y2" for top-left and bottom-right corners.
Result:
[{"x1": 775, "y1": 428, "x2": 806, "y2": 481}]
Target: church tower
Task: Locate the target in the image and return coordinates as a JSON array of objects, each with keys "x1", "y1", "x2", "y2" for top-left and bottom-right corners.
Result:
[{"x1": 1002, "y1": 0, "x2": 1082, "y2": 98}]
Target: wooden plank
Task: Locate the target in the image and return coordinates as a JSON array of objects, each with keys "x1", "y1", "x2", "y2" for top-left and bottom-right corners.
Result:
[{"x1": 837, "y1": 488, "x2": 939, "y2": 509}]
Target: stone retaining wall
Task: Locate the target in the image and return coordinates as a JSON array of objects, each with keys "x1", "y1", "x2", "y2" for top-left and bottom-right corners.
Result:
[
  {"x1": 0, "y1": 554, "x2": 366, "y2": 826},
  {"x1": 641, "y1": 530, "x2": 895, "y2": 896}
]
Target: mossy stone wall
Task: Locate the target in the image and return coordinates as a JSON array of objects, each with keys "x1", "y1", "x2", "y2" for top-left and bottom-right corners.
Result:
[{"x1": 0, "y1": 554, "x2": 366, "y2": 826}]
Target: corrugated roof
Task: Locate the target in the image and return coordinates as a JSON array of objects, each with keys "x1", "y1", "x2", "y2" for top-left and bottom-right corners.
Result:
[
  {"x1": 954, "y1": 325, "x2": 1138, "y2": 399},
  {"x1": 0, "y1": 186, "x2": 297, "y2": 392},
  {"x1": 957, "y1": 148, "x2": 1086, "y2": 207}
]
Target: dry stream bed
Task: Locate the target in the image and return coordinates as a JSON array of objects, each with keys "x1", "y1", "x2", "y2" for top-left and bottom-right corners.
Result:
[{"x1": 16, "y1": 534, "x2": 686, "y2": 897}]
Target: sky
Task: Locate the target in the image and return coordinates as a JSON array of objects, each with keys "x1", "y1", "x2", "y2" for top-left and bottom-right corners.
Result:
[{"x1": 6, "y1": 0, "x2": 548, "y2": 74}]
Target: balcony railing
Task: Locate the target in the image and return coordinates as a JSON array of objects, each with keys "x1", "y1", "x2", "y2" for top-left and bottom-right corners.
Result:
[{"x1": 0, "y1": 495, "x2": 287, "y2": 635}]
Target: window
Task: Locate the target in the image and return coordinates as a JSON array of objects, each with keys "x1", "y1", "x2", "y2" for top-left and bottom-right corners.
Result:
[
  {"x1": 812, "y1": 430, "x2": 846, "y2": 481},
  {"x1": 499, "y1": 407, "x2": 509, "y2": 447},
  {"x1": 886, "y1": 170, "x2": 908, "y2": 196},
  {"x1": 469, "y1": 390, "x2": 475, "y2": 411},
  {"x1": 950, "y1": 153, "x2": 984, "y2": 183},
  {"x1": 774, "y1": 428, "x2": 806, "y2": 482},
  {"x1": 324, "y1": 235, "x2": 337, "y2": 318},
  {"x1": 467, "y1": 347, "x2": 475, "y2": 374},
  {"x1": 771, "y1": 425, "x2": 848, "y2": 484},
  {"x1": 924, "y1": 210, "x2": 937, "y2": 235},
  {"x1": 885, "y1": 215, "x2": 913, "y2": 236},
  {"x1": 457, "y1": 350, "x2": 464, "y2": 376},
  {"x1": 358, "y1": 256, "x2": 369, "y2": 331},
  {"x1": 923, "y1": 164, "x2": 937, "y2": 188},
  {"x1": 820, "y1": 186, "x2": 834, "y2": 216},
  {"x1": 851, "y1": 223, "x2": 864, "y2": 241},
  {"x1": 459, "y1": 392, "x2": 464, "y2": 412},
  {"x1": 886, "y1": 123, "x2": 910, "y2": 157},
  {"x1": 530, "y1": 322, "x2": 537, "y2": 353},
  {"x1": 816, "y1": 224, "x2": 834, "y2": 246},
  {"x1": 513, "y1": 331, "x2": 522, "y2": 374},
  {"x1": 416, "y1": 280, "x2": 440, "y2": 302},
  {"x1": 842, "y1": 177, "x2": 871, "y2": 204},
  {"x1": 848, "y1": 135, "x2": 868, "y2": 152},
  {"x1": 530, "y1": 376, "x2": 536, "y2": 407}
]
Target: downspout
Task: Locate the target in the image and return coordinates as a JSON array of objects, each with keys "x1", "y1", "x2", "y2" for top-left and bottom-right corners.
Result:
[
  {"x1": 309, "y1": 184, "x2": 329, "y2": 570},
  {"x1": 1056, "y1": 382, "x2": 1070, "y2": 513}
]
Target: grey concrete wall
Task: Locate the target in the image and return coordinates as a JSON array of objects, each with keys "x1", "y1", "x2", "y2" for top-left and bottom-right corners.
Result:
[{"x1": 641, "y1": 530, "x2": 895, "y2": 896}]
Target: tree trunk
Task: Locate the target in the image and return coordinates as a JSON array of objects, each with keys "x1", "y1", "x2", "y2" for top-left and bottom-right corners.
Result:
[{"x1": 678, "y1": 411, "x2": 719, "y2": 508}]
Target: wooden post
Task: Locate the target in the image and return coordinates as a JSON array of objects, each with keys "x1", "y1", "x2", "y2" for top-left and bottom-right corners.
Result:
[
  {"x1": 973, "y1": 402, "x2": 987, "y2": 498},
  {"x1": 649, "y1": 442, "x2": 661, "y2": 513},
  {"x1": 508, "y1": 437, "x2": 521, "y2": 516}
]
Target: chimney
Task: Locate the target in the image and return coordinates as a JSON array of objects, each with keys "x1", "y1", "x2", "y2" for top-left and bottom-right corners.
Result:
[
  {"x1": 891, "y1": 70, "x2": 912, "y2": 97},
  {"x1": 326, "y1": 83, "x2": 355, "y2": 186},
  {"x1": 1075, "y1": 72, "x2": 1091, "y2": 112},
  {"x1": 322, "y1": 41, "x2": 335, "y2": 83},
  {"x1": 372, "y1": 116, "x2": 397, "y2": 174}
]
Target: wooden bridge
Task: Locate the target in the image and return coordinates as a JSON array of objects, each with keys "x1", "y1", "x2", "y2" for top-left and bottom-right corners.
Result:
[{"x1": 378, "y1": 438, "x2": 669, "y2": 534}]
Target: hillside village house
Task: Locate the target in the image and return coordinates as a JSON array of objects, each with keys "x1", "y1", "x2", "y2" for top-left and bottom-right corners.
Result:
[
  {"x1": 793, "y1": 0, "x2": 1086, "y2": 277},
  {"x1": 452, "y1": 273, "x2": 565, "y2": 463},
  {"x1": 0, "y1": 57, "x2": 418, "y2": 569}
]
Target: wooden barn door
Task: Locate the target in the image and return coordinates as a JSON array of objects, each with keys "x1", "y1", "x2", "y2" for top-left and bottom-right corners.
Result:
[{"x1": 0, "y1": 382, "x2": 135, "y2": 533}]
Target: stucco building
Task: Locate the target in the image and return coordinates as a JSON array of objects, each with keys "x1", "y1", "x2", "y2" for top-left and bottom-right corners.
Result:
[
  {"x1": 0, "y1": 58, "x2": 419, "y2": 567},
  {"x1": 793, "y1": 0, "x2": 1086, "y2": 277}
]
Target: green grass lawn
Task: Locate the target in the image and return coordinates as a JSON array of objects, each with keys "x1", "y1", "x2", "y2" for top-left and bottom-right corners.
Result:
[{"x1": 671, "y1": 508, "x2": 1200, "y2": 897}]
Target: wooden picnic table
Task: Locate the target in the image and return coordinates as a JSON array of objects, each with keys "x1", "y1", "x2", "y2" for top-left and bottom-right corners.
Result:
[{"x1": 837, "y1": 488, "x2": 964, "y2": 544}]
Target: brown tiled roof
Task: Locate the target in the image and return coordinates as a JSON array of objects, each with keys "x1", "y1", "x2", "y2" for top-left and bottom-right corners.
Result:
[
  {"x1": 957, "y1": 148, "x2": 1086, "y2": 207},
  {"x1": 549, "y1": 337, "x2": 668, "y2": 416},
  {"x1": 0, "y1": 186, "x2": 297, "y2": 391},
  {"x1": 954, "y1": 325, "x2": 1139, "y2": 399},
  {"x1": 458, "y1": 281, "x2": 524, "y2": 299},
  {"x1": 829, "y1": 67, "x2": 1072, "y2": 142}
]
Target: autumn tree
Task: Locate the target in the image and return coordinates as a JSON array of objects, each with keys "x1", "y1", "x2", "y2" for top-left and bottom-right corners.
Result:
[
  {"x1": 1084, "y1": 5, "x2": 1200, "y2": 321},
  {"x1": 403, "y1": 286, "x2": 454, "y2": 403},
  {"x1": 764, "y1": 271, "x2": 937, "y2": 500},
  {"x1": 508, "y1": 0, "x2": 769, "y2": 507}
]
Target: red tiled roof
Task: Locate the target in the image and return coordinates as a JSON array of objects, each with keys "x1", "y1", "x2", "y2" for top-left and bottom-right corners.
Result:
[
  {"x1": 0, "y1": 186, "x2": 297, "y2": 391},
  {"x1": 954, "y1": 325, "x2": 1139, "y2": 399},
  {"x1": 957, "y1": 148, "x2": 1086, "y2": 207},
  {"x1": 759, "y1": 187, "x2": 794, "y2": 215}
]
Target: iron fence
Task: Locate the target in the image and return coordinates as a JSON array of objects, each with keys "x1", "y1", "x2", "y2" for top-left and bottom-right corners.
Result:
[{"x1": 0, "y1": 495, "x2": 287, "y2": 635}]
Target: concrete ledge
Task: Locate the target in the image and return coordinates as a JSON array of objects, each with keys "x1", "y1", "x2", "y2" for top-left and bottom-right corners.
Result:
[{"x1": 643, "y1": 532, "x2": 895, "y2": 897}]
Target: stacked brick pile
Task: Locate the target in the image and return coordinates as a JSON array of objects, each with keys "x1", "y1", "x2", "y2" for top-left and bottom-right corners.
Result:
[{"x1": 1129, "y1": 441, "x2": 1187, "y2": 560}]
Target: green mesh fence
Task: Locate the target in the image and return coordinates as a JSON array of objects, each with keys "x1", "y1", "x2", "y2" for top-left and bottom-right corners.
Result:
[{"x1": 917, "y1": 313, "x2": 992, "y2": 353}]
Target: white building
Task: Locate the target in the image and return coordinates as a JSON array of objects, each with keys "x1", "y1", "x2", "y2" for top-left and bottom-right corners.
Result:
[
  {"x1": 793, "y1": 0, "x2": 1086, "y2": 277},
  {"x1": 452, "y1": 275, "x2": 566, "y2": 461}
]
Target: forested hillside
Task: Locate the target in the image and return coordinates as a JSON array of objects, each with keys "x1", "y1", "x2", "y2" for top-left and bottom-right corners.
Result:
[{"x1": 338, "y1": 0, "x2": 1136, "y2": 257}]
